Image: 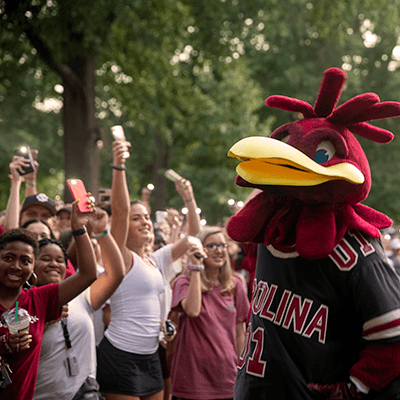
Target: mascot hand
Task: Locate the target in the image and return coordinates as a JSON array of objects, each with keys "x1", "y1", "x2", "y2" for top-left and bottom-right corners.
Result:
[{"x1": 308, "y1": 382, "x2": 364, "y2": 399}]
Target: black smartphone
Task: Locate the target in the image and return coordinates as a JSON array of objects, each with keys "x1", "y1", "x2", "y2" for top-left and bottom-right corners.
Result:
[{"x1": 15, "y1": 146, "x2": 35, "y2": 175}]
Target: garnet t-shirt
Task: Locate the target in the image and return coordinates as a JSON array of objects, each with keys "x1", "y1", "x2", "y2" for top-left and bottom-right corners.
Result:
[
  {"x1": 0, "y1": 284, "x2": 60, "y2": 400},
  {"x1": 170, "y1": 275, "x2": 249, "y2": 399}
]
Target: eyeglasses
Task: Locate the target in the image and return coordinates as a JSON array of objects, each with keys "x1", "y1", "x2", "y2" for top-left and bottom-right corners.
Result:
[{"x1": 204, "y1": 243, "x2": 228, "y2": 251}]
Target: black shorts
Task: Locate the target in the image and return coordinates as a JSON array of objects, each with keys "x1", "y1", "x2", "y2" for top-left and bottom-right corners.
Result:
[{"x1": 96, "y1": 337, "x2": 164, "y2": 397}]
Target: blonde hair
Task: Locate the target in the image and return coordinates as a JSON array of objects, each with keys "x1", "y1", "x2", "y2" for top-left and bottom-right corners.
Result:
[{"x1": 185, "y1": 227, "x2": 236, "y2": 295}]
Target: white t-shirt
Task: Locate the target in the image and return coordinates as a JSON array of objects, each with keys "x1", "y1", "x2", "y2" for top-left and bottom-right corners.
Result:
[
  {"x1": 104, "y1": 250, "x2": 165, "y2": 354},
  {"x1": 34, "y1": 289, "x2": 95, "y2": 400}
]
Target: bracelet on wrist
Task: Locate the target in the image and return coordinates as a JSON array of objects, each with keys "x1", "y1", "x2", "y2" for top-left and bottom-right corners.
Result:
[
  {"x1": 110, "y1": 163, "x2": 126, "y2": 171},
  {"x1": 72, "y1": 227, "x2": 87, "y2": 237},
  {"x1": 2, "y1": 334, "x2": 12, "y2": 354},
  {"x1": 184, "y1": 197, "x2": 193, "y2": 203},
  {"x1": 187, "y1": 264, "x2": 204, "y2": 271},
  {"x1": 26, "y1": 182, "x2": 37, "y2": 187},
  {"x1": 95, "y1": 229, "x2": 109, "y2": 241}
]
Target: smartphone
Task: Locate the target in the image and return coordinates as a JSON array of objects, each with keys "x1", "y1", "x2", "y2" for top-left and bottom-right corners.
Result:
[
  {"x1": 164, "y1": 169, "x2": 186, "y2": 188},
  {"x1": 111, "y1": 125, "x2": 129, "y2": 159},
  {"x1": 98, "y1": 188, "x2": 112, "y2": 203},
  {"x1": 111, "y1": 125, "x2": 126, "y2": 141},
  {"x1": 188, "y1": 235, "x2": 206, "y2": 259},
  {"x1": 67, "y1": 179, "x2": 93, "y2": 213},
  {"x1": 15, "y1": 146, "x2": 35, "y2": 175}
]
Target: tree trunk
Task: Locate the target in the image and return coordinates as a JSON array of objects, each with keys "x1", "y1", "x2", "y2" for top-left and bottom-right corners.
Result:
[{"x1": 62, "y1": 55, "x2": 100, "y2": 202}]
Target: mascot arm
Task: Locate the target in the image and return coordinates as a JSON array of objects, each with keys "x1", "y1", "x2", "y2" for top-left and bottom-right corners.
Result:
[
  {"x1": 309, "y1": 341, "x2": 400, "y2": 398},
  {"x1": 349, "y1": 341, "x2": 400, "y2": 391}
]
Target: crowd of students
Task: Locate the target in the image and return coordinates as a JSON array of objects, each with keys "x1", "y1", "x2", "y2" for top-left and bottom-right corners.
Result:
[{"x1": 0, "y1": 138, "x2": 250, "y2": 400}]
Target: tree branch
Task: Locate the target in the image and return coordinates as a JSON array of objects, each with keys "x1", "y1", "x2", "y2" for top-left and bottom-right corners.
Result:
[{"x1": 24, "y1": 25, "x2": 85, "y2": 96}]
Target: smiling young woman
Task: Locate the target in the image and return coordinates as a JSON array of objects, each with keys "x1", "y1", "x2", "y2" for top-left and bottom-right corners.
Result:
[
  {"x1": 169, "y1": 227, "x2": 250, "y2": 400},
  {"x1": 96, "y1": 139, "x2": 202, "y2": 400},
  {"x1": 32, "y1": 207, "x2": 125, "y2": 400},
  {"x1": 0, "y1": 202, "x2": 99, "y2": 400}
]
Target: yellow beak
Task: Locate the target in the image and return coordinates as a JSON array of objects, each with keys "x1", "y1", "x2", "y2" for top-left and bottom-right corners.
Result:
[{"x1": 228, "y1": 137, "x2": 365, "y2": 186}]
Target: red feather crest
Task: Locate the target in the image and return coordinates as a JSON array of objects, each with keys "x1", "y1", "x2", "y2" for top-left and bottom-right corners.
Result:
[{"x1": 265, "y1": 68, "x2": 400, "y2": 144}]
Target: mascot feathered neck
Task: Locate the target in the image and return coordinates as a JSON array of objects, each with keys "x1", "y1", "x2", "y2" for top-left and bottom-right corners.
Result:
[{"x1": 227, "y1": 68, "x2": 400, "y2": 259}]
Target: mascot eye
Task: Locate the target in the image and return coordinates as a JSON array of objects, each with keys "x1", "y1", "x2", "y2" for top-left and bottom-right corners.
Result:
[{"x1": 314, "y1": 141, "x2": 335, "y2": 164}]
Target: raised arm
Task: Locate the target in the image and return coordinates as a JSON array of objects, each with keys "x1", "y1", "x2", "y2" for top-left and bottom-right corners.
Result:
[
  {"x1": 174, "y1": 178, "x2": 201, "y2": 237},
  {"x1": 24, "y1": 150, "x2": 39, "y2": 197},
  {"x1": 4, "y1": 156, "x2": 31, "y2": 231},
  {"x1": 88, "y1": 208, "x2": 125, "y2": 311},
  {"x1": 110, "y1": 140, "x2": 132, "y2": 273},
  {"x1": 141, "y1": 186, "x2": 152, "y2": 215},
  {"x1": 180, "y1": 245, "x2": 206, "y2": 318},
  {"x1": 170, "y1": 178, "x2": 202, "y2": 262},
  {"x1": 58, "y1": 202, "x2": 97, "y2": 305}
]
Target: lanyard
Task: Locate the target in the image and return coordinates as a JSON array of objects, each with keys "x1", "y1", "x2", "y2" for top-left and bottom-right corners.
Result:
[{"x1": 60, "y1": 318, "x2": 72, "y2": 349}]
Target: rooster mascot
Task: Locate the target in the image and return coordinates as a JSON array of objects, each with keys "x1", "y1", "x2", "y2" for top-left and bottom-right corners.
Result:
[{"x1": 227, "y1": 68, "x2": 400, "y2": 399}]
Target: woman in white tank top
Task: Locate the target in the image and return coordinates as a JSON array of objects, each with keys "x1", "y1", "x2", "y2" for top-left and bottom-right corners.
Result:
[{"x1": 96, "y1": 138, "x2": 202, "y2": 400}]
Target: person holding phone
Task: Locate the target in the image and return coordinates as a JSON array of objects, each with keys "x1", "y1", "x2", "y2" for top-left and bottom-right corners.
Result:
[
  {"x1": 96, "y1": 137, "x2": 201, "y2": 400},
  {"x1": 33, "y1": 207, "x2": 124, "y2": 400},
  {"x1": 169, "y1": 227, "x2": 250, "y2": 400},
  {"x1": 4, "y1": 153, "x2": 59, "y2": 235},
  {"x1": 23, "y1": 149, "x2": 39, "y2": 198},
  {"x1": 0, "y1": 201, "x2": 97, "y2": 400}
]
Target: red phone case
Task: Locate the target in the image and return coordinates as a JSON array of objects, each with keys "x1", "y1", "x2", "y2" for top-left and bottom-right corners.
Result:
[{"x1": 67, "y1": 179, "x2": 92, "y2": 213}]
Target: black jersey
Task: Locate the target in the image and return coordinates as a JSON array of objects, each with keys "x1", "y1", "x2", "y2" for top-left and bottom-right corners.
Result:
[{"x1": 234, "y1": 230, "x2": 400, "y2": 399}]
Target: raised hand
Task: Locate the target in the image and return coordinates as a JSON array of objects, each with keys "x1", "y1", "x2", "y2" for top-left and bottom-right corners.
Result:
[
  {"x1": 112, "y1": 140, "x2": 131, "y2": 166},
  {"x1": 70, "y1": 200, "x2": 94, "y2": 231},
  {"x1": 87, "y1": 208, "x2": 109, "y2": 235},
  {"x1": 174, "y1": 177, "x2": 194, "y2": 202},
  {"x1": 8, "y1": 155, "x2": 31, "y2": 181}
]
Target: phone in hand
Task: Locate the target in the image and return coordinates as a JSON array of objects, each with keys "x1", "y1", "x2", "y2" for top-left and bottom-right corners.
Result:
[
  {"x1": 188, "y1": 235, "x2": 206, "y2": 259},
  {"x1": 164, "y1": 169, "x2": 186, "y2": 188},
  {"x1": 15, "y1": 146, "x2": 35, "y2": 175},
  {"x1": 67, "y1": 179, "x2": 94, "y2": 213},
  {"x1": 111, "y1": 125, "x2": 129, "y2": 159}
]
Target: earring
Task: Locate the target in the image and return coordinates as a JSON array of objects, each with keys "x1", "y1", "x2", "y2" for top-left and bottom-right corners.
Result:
[{"x1": 24, "y1": 272, "x2": 38, "y2": 289}]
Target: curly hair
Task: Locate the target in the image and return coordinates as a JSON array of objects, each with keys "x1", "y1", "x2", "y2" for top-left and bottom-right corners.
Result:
[{"x1": 0, "y1": 228, "x2": 38, "y2": 257}]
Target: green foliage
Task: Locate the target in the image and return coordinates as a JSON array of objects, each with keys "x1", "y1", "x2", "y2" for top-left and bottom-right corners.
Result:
[{"x1": 2, "y1": 0, "x2": 400, "y2": 227}]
